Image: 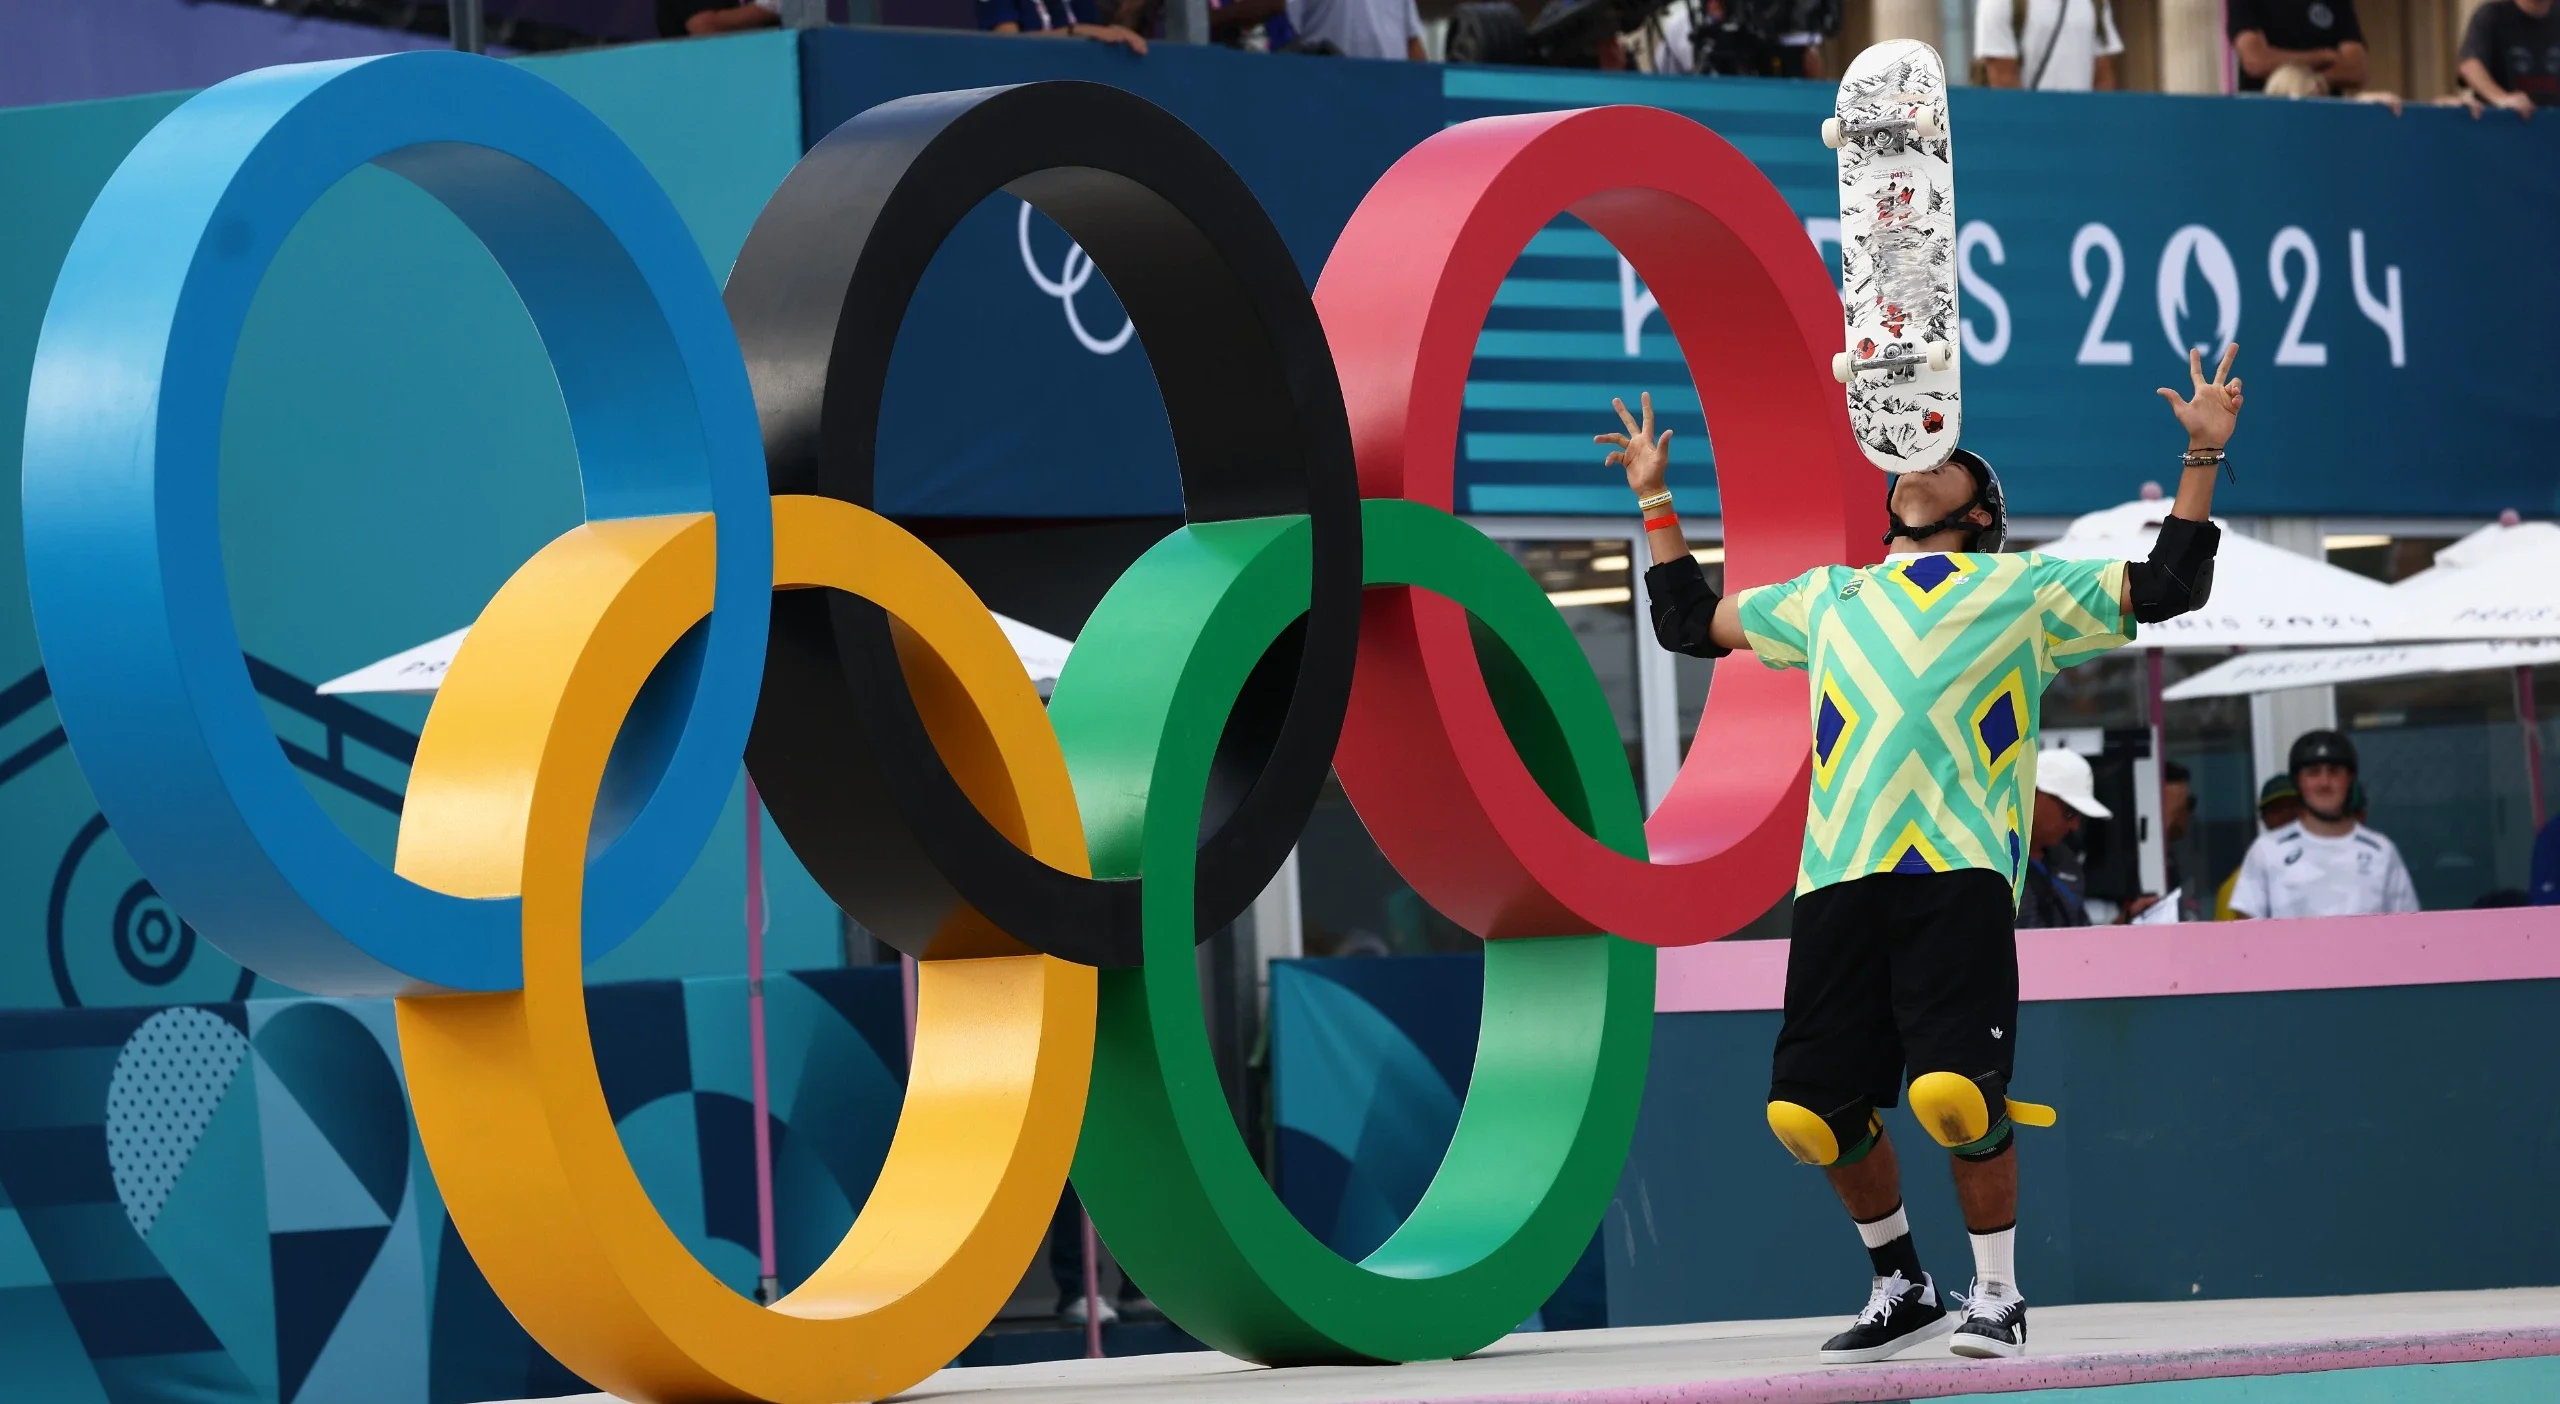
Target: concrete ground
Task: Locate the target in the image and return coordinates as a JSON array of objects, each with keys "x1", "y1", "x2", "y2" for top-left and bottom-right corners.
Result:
[{"x1": 498, "y1": 1286, "x2": 2560, "y2": 1403}]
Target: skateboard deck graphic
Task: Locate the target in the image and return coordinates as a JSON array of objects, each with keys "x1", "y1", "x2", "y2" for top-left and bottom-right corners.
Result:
[{"x1": 1828, "y1": 40, "x2": 1959, "y2": 474}]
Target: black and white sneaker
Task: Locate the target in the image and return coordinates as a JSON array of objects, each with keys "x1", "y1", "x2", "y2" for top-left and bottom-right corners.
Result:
[
  {"x1": 1950, "y1": 1281, "x2": 2028, "y2": 1358},
  {"x1": 1817, "y1": 1270, "x2": 1953, "y2": 1364}
]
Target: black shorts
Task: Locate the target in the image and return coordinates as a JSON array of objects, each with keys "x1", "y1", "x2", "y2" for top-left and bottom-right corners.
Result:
[{"x1": 1770, "y1": 869, "x2": 2019, "y2": 1110}]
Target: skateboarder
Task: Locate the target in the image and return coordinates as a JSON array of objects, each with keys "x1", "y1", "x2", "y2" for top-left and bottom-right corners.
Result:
[{"x1": 1599, "y1": 345, "x2": 2243, "y2": 1362}]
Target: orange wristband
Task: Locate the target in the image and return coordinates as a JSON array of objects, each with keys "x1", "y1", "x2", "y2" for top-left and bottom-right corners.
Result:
[{"x1": 1643, "y1": 512, "x2": 1679, "y2": 532}]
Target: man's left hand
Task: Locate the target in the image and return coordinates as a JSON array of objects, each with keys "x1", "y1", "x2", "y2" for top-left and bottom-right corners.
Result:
[
  {"x1": 1074, "y1": 21, "x2": 1149, "y2": 51},
  {"x1": 2158, "y1": 343, "x2": 2243, "y2": 450}
]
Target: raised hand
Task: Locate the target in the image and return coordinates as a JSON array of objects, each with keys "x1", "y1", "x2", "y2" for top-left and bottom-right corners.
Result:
[
  {"x1": 1595, "y1": 392, "x2": 1675, "y2": 499},
  {"x1": 2158, "y1": 344, "x2": 2243, "y2": 450}
]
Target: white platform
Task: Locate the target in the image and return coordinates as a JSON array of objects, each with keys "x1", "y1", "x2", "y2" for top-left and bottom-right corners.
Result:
[{"x1": 498, "y1": 1286, "x2": 2560, "y2": 1403}]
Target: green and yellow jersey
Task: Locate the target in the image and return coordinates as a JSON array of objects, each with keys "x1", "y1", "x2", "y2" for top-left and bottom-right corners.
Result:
[{"x1": 1734, "y1": 551, "x2": 2134, "y2": 901}]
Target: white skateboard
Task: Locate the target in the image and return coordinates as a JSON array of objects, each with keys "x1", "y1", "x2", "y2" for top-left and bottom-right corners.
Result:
[{"x1": 1826, "y1": 39, "x2": 1960, "y2": 474}]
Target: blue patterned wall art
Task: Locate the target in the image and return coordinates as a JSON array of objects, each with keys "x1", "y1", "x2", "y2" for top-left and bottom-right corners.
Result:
[
  {"x1": 1268, "y1": 954, "x2": 1605, "y2": 1332},
  {"x1": 0, "y1": 965, "x2": 905, "y2": 1404}
]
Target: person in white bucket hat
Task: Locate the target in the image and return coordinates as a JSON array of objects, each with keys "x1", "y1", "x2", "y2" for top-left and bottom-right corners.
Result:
[{"x1": 2016, "y1": 748, "x2": 2111, "y2": 930}]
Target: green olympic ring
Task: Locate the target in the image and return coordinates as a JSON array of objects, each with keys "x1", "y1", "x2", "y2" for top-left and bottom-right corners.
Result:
[{"x1": 1054, "y1": 499, "x2": 1656, "y2": 1364}]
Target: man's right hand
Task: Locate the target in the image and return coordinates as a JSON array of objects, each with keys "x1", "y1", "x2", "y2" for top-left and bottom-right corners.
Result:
[
  {"x1": 1596, "y1": 392, "x2": 1673, "y2": 499},
  {"x1": 2499, "y1": 90, "x2": 2537, "y2": 118}
]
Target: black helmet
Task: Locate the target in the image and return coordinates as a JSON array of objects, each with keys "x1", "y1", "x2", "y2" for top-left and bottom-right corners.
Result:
[
  {"x1": 2288, "y1": 729, "x2": 2358, "y2": 776},
  {"x1": 1882, "y1": 448, "x2": 2007, "y2": 554}
]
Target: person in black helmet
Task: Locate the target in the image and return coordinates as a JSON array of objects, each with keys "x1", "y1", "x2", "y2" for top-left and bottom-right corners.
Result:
[
  {"x1": 2228, "y1": 730, "x2": 2417, "y2": 919},
  {"x1": 1601, "y1": 345, "x2": 2243, "y2": 1366}
]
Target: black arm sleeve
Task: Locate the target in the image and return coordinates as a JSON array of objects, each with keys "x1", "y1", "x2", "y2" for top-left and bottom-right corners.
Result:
[
  {"x1": 2124, "y1": 514, "x2": 2220, "y2": 624},
  {"x1": 1644, "y1": 555, "x2": 1731, "y2": 658}
]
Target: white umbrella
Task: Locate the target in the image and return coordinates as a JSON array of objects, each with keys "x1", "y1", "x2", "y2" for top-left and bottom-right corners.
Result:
[
  {"x1": 2163, "y1": 639, "x2": 2560, "y2": 701},
  {"x1": 2036, "y1": 498, "x2": 2401, "y2": 896},
  {"x1": 2375, "y1": 518, "x2": 2560, "y2": 643},
  {"x1": 2035, "y1": 502, "x2": 2399, "y2": 651},
  {"x1": 318, "y1": 613, "x2": 1079, "y2": 698},
  {"x1": 2158, "y1": 515, "x2": 2556, "y2": 826}
]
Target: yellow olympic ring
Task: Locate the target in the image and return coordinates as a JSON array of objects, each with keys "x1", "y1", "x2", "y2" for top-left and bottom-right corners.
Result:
[{"x1": 393, "y1": 497, "x2": 1095, "y2": 1403}]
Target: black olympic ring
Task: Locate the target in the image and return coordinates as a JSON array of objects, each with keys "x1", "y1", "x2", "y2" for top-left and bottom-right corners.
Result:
[{"x1": 728, "y1": 82, "x2": 1362, "y2": 968}]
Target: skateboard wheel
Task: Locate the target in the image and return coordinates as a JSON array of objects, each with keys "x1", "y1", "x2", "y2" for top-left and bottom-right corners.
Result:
[
  {"x1": 1913, "y1": 107, "x2": 1944, "y2": 141},
  {"x1": 1832, "y1": 351, "x2": 1855, "y2": 383},
  {"x1": 1820, "y1": 117, "x2": 1844, "y2": 149},
  {"x1": 1924, "y1": 340, "x2": 1956, "y2": 373}
]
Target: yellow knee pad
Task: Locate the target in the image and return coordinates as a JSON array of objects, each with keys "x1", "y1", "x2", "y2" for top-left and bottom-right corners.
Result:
[
  {"x1": 1767, "y1": 1100, "x2": 1880, "y2": 1167},
  {"x1": 1909, "y1": 1072, "x2": 1992, "y2": 1149},
  {"x1": 1767, "y1": 1100, "x2": 1838, "y2": 1165},
  {"x1": 1909, "y1": 1071, "x2": 2058, "y2": 1152}
]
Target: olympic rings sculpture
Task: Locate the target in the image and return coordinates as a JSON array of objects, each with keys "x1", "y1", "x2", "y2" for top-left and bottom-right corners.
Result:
[{"x1": 22, "y1": 52, "x2": 1867, "y2": 1404}]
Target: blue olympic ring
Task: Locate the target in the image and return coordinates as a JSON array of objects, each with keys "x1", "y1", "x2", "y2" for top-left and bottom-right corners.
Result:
[{"x1": 21, "y1": 53, "x2": 774, "y2": 995}]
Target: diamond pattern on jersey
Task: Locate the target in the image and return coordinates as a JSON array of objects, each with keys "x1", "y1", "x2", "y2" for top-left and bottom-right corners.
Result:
[
  {"x1": 1889, "y1": 552, "x2": 1972, "y2": 610},
  {"x1": 1802, "y1": 630, "x2": 1905, "y2": 869},
  {"x1": 1813, "y1": 672, "x2": 1862, "y2": 793},
  {"x1": 1853, "y1": 559, "x2": 2030, "y2": 681},
  {"x1": 1887, "y1": 821, "x2": 1949, "y2": 874},
  {"x1": 1738, "y1": 553, "x2": 2133, "y2": 899},
  {"x1": 1970, "y1": 669, "x2": 2029, "y2": 781}
]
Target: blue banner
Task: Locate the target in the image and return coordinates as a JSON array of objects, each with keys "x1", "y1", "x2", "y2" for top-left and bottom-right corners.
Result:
[{"x1": 805, "y1": 30, "x2": 2560, "y2": 521}]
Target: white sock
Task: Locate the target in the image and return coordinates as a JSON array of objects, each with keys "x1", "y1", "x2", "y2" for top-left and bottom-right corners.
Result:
[
  {"x1": 1854, "y1": 1203, "x2": 1910, "y2": 1252},
  {"x1": 1970, "y1": 1224, "x2": 2018, "y2": 1301}
]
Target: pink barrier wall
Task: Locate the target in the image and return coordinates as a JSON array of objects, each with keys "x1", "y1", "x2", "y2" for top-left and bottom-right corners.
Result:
[{"x1": 1656, "y1": 908, "x2": 2560, "y2": 1013}]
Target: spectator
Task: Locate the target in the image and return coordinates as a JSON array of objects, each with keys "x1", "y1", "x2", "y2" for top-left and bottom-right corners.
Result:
[
  {"x1": 2255, "y1": 773, "x2": 2306, "y2": 830},
  {"x1": 2124, "y1": 759, "x2": 2196, "y2": 921},
  {"x1": 2260, "y1": 59, "x2": 2418, "y2": 110},
  {"x1": 2458, "y1": 0, "x2": 2560, "y2": 117},
  {"x1": 2017, "y1": 748, "x2": 2110, "y2": 929},
  {"x1": 1287, "y1": 0, "x2": 1425, "y2": 59},
  {"x1": 2262, "y1": 61, "x2": 2327, "y2": 95},
  {"x1": 976, "y1": 0, "x2": 1152, "y2": 52},
  {"x1": 1974, "y1": 0, "x2": 2122, "y2": 91},
  {"x1": 2161, "y1": 761, "x2": 2195, "y2": 849},
  {"x1": 2214, "y1": 775, "x2": 2301, "y2": 919},
  {"x1": 1209, "y1": 0, "x2": 1295, "y2": 48},
  {"x1": 661, "y1": 0, "x2": 780, "y2": 35},
  {"x1": 2228, "y1": 731, "x2": 2419, "y2": 919},
  {"x1": 1047, "y1": 1186, "x2": 1159, "y2": 1327},
  {"x1": 1651, "y1": 0, "x2": 1836, "y2": 79},
  {"x1": 2227, "y1": 0, "x2": 2365, "y2": 93},
  {"x1": 1764, "y1": 0, "x2": 1838, "y2": 78}
]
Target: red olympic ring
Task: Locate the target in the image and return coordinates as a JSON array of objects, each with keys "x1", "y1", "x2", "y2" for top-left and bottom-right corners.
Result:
[{"x1": 1322, "y1": 106, "x2": 1872, "y2": 946}]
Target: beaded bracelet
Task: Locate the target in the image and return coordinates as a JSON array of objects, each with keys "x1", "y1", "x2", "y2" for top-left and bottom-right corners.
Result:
[{"x1": 2181, "y1": 447, "x2": 2233, "y2": 482}]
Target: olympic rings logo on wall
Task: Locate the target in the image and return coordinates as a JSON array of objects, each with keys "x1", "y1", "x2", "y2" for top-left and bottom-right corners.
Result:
[
  {"x1": 22, "y1": 54, "x2": 1870, "y2": 1404},
  {"x1": 1017, "y1": 199, "x2": 1135, "y2": 355}
]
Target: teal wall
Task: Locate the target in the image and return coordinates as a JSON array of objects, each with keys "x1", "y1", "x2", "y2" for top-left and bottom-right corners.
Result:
[
  {"x1": 1605, "y1": 981, "x2": 2560, "y2": 1326},
  {"x1": 1946, "y1": 1357, "x2": 2560, "y2": 1402},
  {"x1": 0, "y1": 33, "x2": 846, "y2": 1008}
]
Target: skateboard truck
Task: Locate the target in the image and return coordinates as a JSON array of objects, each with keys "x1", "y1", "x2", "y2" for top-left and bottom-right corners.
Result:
[
  {"x1": 1832, "y1": 340, "x2": 1957, "y2": 383},
  {"x1": 1820, "y1": 107, "x2": 1945, "y2": 149}
]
